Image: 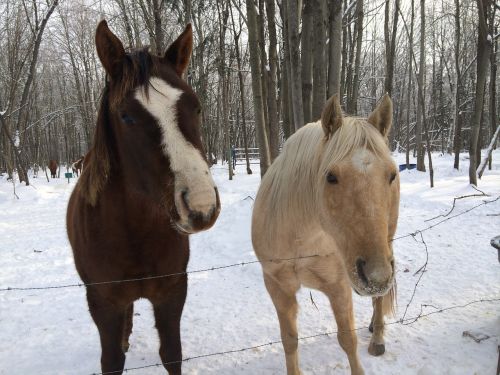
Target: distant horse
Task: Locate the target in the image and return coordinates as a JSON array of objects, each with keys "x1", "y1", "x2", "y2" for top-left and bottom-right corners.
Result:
[
  {"x1": 71, "y1": 156, "x2": 84, "y2": 177},
  {"x1": 252, "y1": 95, "x2": 399, "y2": 375},
  {"x1": 48, "y1": 160, "x2": 58, "y2": 178},
  {"x1": 67, "y1": 21, "x2": 220, "y2": 375}
]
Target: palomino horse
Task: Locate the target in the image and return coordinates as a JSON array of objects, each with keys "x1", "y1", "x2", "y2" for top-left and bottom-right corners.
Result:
[
  {"x1": 67, "y1": 21, "x2": 220, "y2": 374},
  {"x1": 71, "y1": 156, "x2": 84, "y2": 177},
  {"x1": 252, "y1": 94, "x2": 399, "y2": 375},
  {"x1": 48, "y1": 159, "x2": 58, "y2": 178}
]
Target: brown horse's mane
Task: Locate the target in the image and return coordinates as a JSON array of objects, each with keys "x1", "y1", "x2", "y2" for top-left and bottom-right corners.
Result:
[{"x1": 79, "y1": 48, "x2": 156, "y2": 206}]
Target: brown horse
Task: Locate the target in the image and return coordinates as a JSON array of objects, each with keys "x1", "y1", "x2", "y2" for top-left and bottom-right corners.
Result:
[
  {"x1": 48, "y1": 159, "x2": 58, "y2": 178},
  {"x1": 67, "y1": 21, "x2": 220, "y2": 375},
  {"x1": 71, "y1": 156, "x2": 84, "y2": 177},
  {"x1": 252, "y1": 95, "x2": 399, "y2": 375}
]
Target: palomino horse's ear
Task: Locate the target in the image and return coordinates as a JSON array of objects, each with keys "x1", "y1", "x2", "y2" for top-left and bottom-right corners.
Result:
[
  {"x1": 368, "y1": 94, "x2": 393, "y2": 137},
  {"x1": 321, "y1": 94, "x2": 343, "y2": 138},
  {"x1": 163, "y1": 24, "x2": 193, "y2": 78},
  {"x1": 95, "y1": 20, "x2": 126, "y2": 79}
]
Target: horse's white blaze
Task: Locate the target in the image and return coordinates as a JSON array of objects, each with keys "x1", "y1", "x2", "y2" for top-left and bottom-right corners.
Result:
[
  {"x1": 351, "y1": 148, "x2": 374, "y2": 172},
  {"x1": 135, "y1": 77, "x2": 216, "y2": 221}
]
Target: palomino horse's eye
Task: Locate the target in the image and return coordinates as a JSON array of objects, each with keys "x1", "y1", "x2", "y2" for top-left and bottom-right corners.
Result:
[
  {"x1": 121, "y1": 113, "x2": 135, "y2": 125},
  {"x1": 390, "y1": 172, "x2": 397, "y2": 183},
  {"x1": 326, "y1": 172, "x2": 338, "y2": 184}
]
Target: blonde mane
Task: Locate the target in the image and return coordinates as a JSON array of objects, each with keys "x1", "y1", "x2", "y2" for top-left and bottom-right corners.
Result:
[{"x1": 257, "y1": 116, "x2": 391, "y2": 242}]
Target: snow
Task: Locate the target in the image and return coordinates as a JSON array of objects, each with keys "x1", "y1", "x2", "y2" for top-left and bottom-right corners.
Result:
[
  {"x1": 477, "y1": 125, "x2": 500, "y2": 175},
  {"x1": 0, "y1": 151, "x2": 499, "y2": 375},
  {"x1": 14, "y1": 131, "x2": 20, "y2": 148}
]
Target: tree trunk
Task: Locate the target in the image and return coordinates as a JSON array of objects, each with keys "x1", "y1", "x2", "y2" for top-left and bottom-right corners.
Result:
[
  {"x1": 265, "y1": 0, "x2": 280, "y2": 160},
  {"x1": 152, "y1": 0, "x2": 164, "y2": 54},
  {"x1": 312, "y1": 0, "x2": 326, "y2": 120},
  {"x1": 328, "y1": 0, "x2": 342, "y2": 97},
  {"x1": 246, "y1": 0, "x2": 271, "y2": 176},
  {"x1": 286, "y1": 0, "x2": 305, "y2": 130},
  {"x1": 487, "y1": 6, "x2": 497, "y2": 170},
  {"x1": 416, "y1": 0, "x2": 426, "y2": 172},
  {"x1": 347, "y1": 0, "x2": 363, "y2": 114},
  {"x1": 230, "y1": 5, "x2": 252, "y2": 174},
  {"x1": 301, "y1": 0, "x2": 313, "y2": 123},
  {"x1": 257, "y1": 0, "x2": 270, "y2": 143},
  {"x1": 452, "y1": 0, "x2": 462, "y2": 169},
  {"x1": 469, "y1": 0, "x2": 491, "y2": 185},
  {"x1": 406, "y1": 0, "x2": 414, "y2": 167},
  {"x1": 217, "y1": 1, "x2": 232, "y2": 179},
  {"x1": 384, "y1": 0, "x2": 400, "y2": 97}
]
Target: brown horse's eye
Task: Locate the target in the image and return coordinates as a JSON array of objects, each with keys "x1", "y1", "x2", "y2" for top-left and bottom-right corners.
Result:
[
  {"x1": 326, "y1": 172, "x2": 338, "y2": 184},
  {"x1": 390, "y1": 172, "x2": 397, "y2": 183},
  {"x1": 121, "y1": 112, "x2": 135, "y2": 125},
  {"x1": 197, "y1": 108, "x2": 202, "y2": 115}
]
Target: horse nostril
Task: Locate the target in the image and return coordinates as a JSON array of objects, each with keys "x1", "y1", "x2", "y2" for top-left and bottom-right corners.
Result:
[
  {"x1": 181, "y1": 190, "x2": 190, "y2": 212},
  {"x1": 356, "y1": 258, "x2": 368, "y2": 285},
  {"x1": 390, "y1": 259, "x2": 395, "y2": 271}
]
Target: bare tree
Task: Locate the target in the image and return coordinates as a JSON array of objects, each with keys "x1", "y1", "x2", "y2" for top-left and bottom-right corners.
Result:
[
  {"x1": 327, "y1": 0, "x2": 342, "y2": 97},
  {"x1": 469, "y1": 0, "x2": 492, "y2": 185},
  {"x1": 286, "y1": 0, "x2": 304, "y2": 130},
  {"x1": 246, "y1": 0, "x2": 271, "y2": 176}
]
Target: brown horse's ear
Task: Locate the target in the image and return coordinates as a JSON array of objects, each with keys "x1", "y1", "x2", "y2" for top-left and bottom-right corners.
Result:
[
  {"x1": 321, "y1": 94, "x2": 343, "y2": 138},
  {"x1": 163, "y1": 24, "x2": 193, "y2": 78},
  {"x1": 368, "y1": 94, "x2": 393, "y2": 137},
  {"x1": 95, "y1": 20, "x2": 126, "y2": 79}
]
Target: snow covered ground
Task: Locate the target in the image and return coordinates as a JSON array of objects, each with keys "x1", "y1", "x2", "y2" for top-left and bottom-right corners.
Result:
[{"x1": 0, "y1": 151, "x2": 499, "y2": 375}]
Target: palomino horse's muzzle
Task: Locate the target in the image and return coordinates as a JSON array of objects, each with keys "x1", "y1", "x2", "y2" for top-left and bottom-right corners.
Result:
[{"x1": 353, "y1": 256, "x2": 394, "y2": 296}]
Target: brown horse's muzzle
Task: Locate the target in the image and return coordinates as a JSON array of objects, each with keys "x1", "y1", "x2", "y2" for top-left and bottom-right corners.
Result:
[{"x1": 174, "y1": 186, "x2": 221, "y2": 234}]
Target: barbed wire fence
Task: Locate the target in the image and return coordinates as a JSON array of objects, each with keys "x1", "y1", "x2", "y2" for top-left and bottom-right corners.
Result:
[
  {"x1": 1, "y1": 193, "x2": 499, "y2": 374},
  {"x1": 1, "y1": 195, "x2": 498, "y2": 293},
  {"x1": 91, "y1": 296, "x2": 500, "y2": 375}
]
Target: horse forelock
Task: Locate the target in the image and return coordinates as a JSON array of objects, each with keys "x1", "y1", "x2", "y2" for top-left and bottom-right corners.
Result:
[
  {"x1": 318, "y1": 117, "x2": 390, "y2": 178},
  {"x1": 107, "y1": 48, "x2": 154, "y2": 110}
]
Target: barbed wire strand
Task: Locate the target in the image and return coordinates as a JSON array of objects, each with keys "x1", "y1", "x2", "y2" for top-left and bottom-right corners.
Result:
[
  {"x1": 1, "y1": 194, "x2": 498, "y2": 293},
  {"x1": 401, "y1": 231, "x2": 429, "y2": 323},
  {"x1": 91, "y1": 296, "x2": 500, "y2": 375},
  {"x1": 391, "y1": 195, "x2": 499, "y2": 241}
]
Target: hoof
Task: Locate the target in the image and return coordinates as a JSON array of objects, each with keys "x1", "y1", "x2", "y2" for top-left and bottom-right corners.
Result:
[
  {"x1": 368, "y1": 342, "x2": 385, "y2": 356},
  {"x1": 369, "y1": 322, "x2": 373, "y2": 333}
]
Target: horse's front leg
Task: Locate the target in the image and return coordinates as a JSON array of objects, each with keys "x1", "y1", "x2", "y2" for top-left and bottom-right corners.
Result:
[
  {"x1": 322, "y1": 281, "x2": 364, "y2": 375},
  {"x1": 152, "y1": 276, "x2": 187, "y2": 375},
  {"x1": 86, "y1": 287, "x2": 128, "y2": 374},
  {"x1": 263, "y1": 272, "x2": 301, "y2": 375},
  {"x1": 368, "y1": 297, "x2": 386, "y2": 356}
]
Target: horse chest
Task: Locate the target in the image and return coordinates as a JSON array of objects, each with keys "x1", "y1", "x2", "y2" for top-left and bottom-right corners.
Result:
[{"x1": 295, "y1": 255, "x2": 345, "y2": 290}]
